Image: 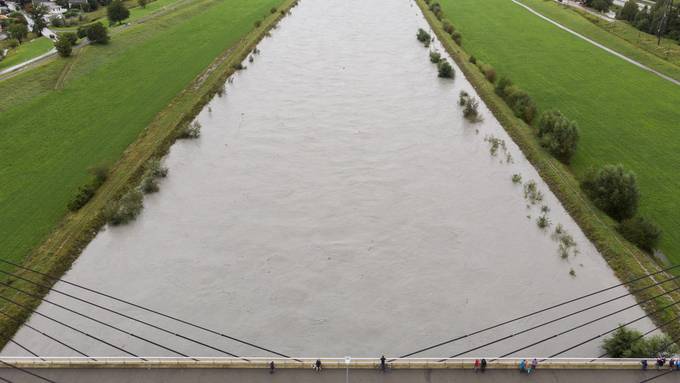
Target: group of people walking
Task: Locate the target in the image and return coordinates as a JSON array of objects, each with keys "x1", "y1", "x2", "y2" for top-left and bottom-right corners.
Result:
[
  {"x1": 519, "y1": 358, "x2": 538, "y2": 374},
  {"x1": 640, "y1": 356, "x2": 680, "y2": 371}
]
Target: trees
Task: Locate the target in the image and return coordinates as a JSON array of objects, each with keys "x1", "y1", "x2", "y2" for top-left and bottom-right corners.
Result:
[
  {"x1": 107, "y1": 0, "x2": 129, "y2": 25},
  {"x1": 537, "y1": 109, "x2": 579, "y2": 163},
  {"x1": 86, "y1": 22, "x2": 110, "y2": 44},
  {"x1": 585, "y1": 0, "x2": 614, "y2": 12},
  {"x1": 581, "y1": 164, "x2": 640, "y2": 221},
  {"x1": 29, "y1": 4, "x2": 48, "y2": 34},
  {"x1": 8, "y1": 23, "x2": 28, "y2": 43},
  {"x1": 138, "y1": 0, "x2": 148, "y2": 8},
  {"x1": 618, "y1": 216, "x2": 662, "y2": 252},
  {"x1": 618, "y1": 0, "x2": 639, "y2": 22},
  {"x1": 55, "y1": 34, "x2": 73, "y2": 57},
  {"x1": 602, "y1": 327, "x2": 678, "y2": 358}
]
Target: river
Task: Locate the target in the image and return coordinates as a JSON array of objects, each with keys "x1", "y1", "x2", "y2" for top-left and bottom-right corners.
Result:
[{"x1": 3, "y1": 0, "x2": 654, "y2": 358}]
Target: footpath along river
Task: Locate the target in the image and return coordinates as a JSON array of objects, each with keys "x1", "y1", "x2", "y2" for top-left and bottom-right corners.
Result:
[{"x1": 3, "y1": 0, "x2": 654, "y2": 358}]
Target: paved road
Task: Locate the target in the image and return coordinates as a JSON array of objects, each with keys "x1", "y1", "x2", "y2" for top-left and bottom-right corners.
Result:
[
  {"x1": 513, "y1": 0, "x2": 680, "y2": 86},
  {"x1": 0, "y1": 367, "x2": 678, "y2": 383}
]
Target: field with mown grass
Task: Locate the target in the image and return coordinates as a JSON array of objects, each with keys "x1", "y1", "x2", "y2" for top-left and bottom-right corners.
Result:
[
  {"x1": 437, "y1": 0, "x2": 680, "y2": 263},
  {"x1": 0, "y1": 0, "x2": 284, "y2": 265},
  {"x1": 0, "y1": 37, "x2": 53, "y2": 71},
  {"x1": 517, "y1": 0, "x2": 680, "y2": 81}
]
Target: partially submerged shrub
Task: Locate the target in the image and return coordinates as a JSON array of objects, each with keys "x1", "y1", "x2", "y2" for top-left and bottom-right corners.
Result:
[
  {"x1": 105, "y1": 189, "x2": 143, "y2": 225},
  {"x1": 458, "y1": 90, "x2": 469, "y2": 106},
  {"x1": 536, "y1": 215, "x2": 551, "y2": 229},
  {"x1": 179, "y1": 120, "x2": 202, "y2": 139},
  {"x1": 581, "y1": 164, "x2": 639, "y2": 221},
  {"x1": 140, "y1": 158, "x2": 168, "y2": 194},
  {"x1": 523, "y1": 180, "x2": 544, "y2": 205},
  {"x1": 618, "y1": 216, "x2": 661, "y2": 253},
  {"x1": 602, "y1": 326, "x2": 679, "y2": 358},
  {"x1": 417, "y1": 28, "x2": 431, "y2": 47},
  {"x1": 429, "y1": 51, "x2": 441, "y2": 63},
  {"x1": 462, "y1": 96, "x2": 480, "y2": 121},
  {"x1": 512, "y1": 174, "x2": 522, "y2": 184},
  {"x1": 437, "y1": 60, "x2": 454, "y2": 78}
]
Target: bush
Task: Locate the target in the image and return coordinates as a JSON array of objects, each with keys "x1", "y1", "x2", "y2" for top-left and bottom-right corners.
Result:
[
  {"x1": 505, "y1": 86, "x2": 537, "y2": 124},
  {"x1": 51, "y1": 17, "x2": 65, "y2": 27},
  {"x1": 254, "y1": 20, "x2": 262, "y2": 27},
  {"x1": 417, "y1": 28, "x2": 431, "y2": 46},
  {"x1": 106, "y1": 189, "x2": 144, "y2": 225},
  {"x1": 602, "y1": 326, "x2": 678, "y2": 358},
  {"x1": 270, "y1": 7, "x2": 277, "y2": 13},
  {"x1": 463, "y1": 97, "x2": 480, "y2": 121},
  {"x1": 442, "y1": 19, "x2": 454, "y2": 34},
  {"x1": 68, "y1": 184, "x2": 96, "y2": 211},
  {"x1": 55, "y1": 35, "x2": 72, "y2": 57},
  {"x1": 86, "y1": 22, "x2": 110, "y2": 44},
  {"x1": 480, "y1": 64, "x2": 496, "y2": 83},
  {"x1": 582, "y1": 164, "x2": 639, "y2": 221},
  {"x1": 179, "y1": 120, "x2": 201, "y2": 139},
  {"x1": 537, "y1": 109, "x2": 579, "y2": 163},
  {"x1": 437, "y1": 59, "x2": 454, "y2": 78},
  {"x1": 451, "y1": 31, "x2": 462, "y2": 45},
  {"x1": 63, "y1": 32, "x2": 78, "y2": 46},
  {"x1": 107, "y1": 0, "x2": 129, "y2": 25},
  {"x1": 76, "y1": 25, "x2": 89, "y2": 39},
  {"x1": 458, "y1": 90, "x2": 469, "y2": 106},
  {"x1": 618, "y1": 216, "x2": 661, "y2": 252},
  {"x1": 495, "y1": 76, "x2": 513, "y2": 98},
  {"x1": 429, "y1": 51, "x2": 441, "y2": 63},
  {"x1": 469, "y1": 55, "x2": 476, "y2": 64},
  {"x1": 5, "y1": 39, "x2": 19, "y2": 49}
]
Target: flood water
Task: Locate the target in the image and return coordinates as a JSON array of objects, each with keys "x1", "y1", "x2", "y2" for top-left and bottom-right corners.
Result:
[{"x1": 4, "y1": 0, "x2": 654, "y2": 358}]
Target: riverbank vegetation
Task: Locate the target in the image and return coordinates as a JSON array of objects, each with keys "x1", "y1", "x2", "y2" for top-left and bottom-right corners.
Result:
[
  {"x1": 415, "y1": 0, "x2": 680, "y2": 342},
  {"x1": 602, "y1": 326, "x2": 679, "y2": 357}
]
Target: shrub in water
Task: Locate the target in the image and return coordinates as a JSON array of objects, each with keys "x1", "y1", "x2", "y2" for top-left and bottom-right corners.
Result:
[
  {"x1": 582, "y1": 164, "x2": 639, "y2": 221},
  {"x1": 437, "y1": 60, "x2": 454, "y2": 78},
  {"x1": 417, "y1": 28, "x2": 431, "y2": 47},
  {"x1": 179, "y1": 121, "x2": 202, "y2": 139},
  {"x1": 512, "y1": 174, "x2": 522, "y2": 184},
  {"x1": 617, "y1": 216, "x2": 661, "y2": 253},
  {"x1": 462, "y1": 97, "x2": 480, "y2": 121},
  {"x1": 106, "y1": 189, "x2": 144, "y2": 225},
  {"x1": 458, "y1": 90, "x2": 469, "y2": 106},
  {"x1": 429, "y1": 51, "x2": 441, "y2": 63}
]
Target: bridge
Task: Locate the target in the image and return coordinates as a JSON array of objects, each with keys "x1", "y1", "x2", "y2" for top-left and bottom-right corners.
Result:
[{"x1": 0, "y1": 358, "x2": 676, "y2": 383}]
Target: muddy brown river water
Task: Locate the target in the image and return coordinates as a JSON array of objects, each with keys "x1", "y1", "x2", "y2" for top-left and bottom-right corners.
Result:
[{"x1": 3, "y1": 0, "x2": 654, "y2": 358}]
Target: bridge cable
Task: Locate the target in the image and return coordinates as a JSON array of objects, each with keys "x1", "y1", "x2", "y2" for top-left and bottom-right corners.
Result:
[
  {"x1": 0, "y1": 280, "x2": 197, "y2": 360},
  {"x1": 0, "y1": 310, "x2": 92, "y2": 360},
  {"x1": 8, "y1": 339, "x2": 44, "y2": 361},
  {"x1": 0, "y1": 293, "x2": 145, "y2": 360},
  {"x1": 435, "y1": 275, "x2": 680, "y2": 360},
  {"x1": 0, "y1": 270, "x2": 245, "y2": 360},
  {"x1": 488, "y1": 286, "x2": 680, "y2": 360},
  {"x1": 0, "y1": 375, "x2": 14, "y2": 383},
  {"x1": 398, "y1": 263, "x2": 680, "y2": 358},
  {"x1": 0, "y1": 259, "x2": 295, "y2": 360}
]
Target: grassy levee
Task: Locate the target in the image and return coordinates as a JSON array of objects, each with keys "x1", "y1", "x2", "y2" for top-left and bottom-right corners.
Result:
[
  {"x1": 517, "y1": 0, "x2": 680, "y2": 82},
  {"x1": 0, "y1": 0, "x2": 297, "y2": 347},
  {"x1": 415, "y1": 0, "x2": 680, "y2": 341},
  {"x1": 0, "y1": 37, "x2": 54, "y2": 71},
  {"x1": 434, "y1": 0, "x2": 680, "y2": 266}
]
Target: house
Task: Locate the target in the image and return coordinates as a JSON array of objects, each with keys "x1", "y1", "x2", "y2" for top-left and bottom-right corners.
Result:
[{"x1": 32, "y1": 0, "x2": 65, "y2": 17}]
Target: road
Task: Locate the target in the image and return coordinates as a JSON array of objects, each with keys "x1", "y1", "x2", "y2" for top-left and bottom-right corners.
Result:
[{"x1": 0, "y1": 367, "x2": 678, "y2": 383}]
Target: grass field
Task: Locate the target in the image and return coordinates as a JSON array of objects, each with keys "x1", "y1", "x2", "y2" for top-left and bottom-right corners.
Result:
[
  {"x1": 517, "y1": 0, "x2": 680, "y2": 82},
  {"x1": 0, "y1": 37, "x2": 53, "y2": 71},
  {"x1": 436, "y1": 0, "x2": 680, "y2": 264},
  {"x1": 0, "y1": 0, "x2": 284, "y2": 267}
]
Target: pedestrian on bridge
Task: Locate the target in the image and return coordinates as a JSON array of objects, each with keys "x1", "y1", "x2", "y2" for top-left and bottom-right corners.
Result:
[
  {"x1": 480, "y1": 358, "x2": 487, "y2": 372},
  {"x1": 670, "y1": 358, "x2": 675, "y2": 370},
  {"x1": 269, "y1": 361, "x2": 275, "y2": 374},
  {"x1": 314, "y1": 359, "x2": 322, "y2": 372},
  {"x1": 529, "y1": 358, "x2": 538, "y2": 373},
  {"x1": 519, "y1": 359, "x2": 527, "y2": 373},
  {"x1": 474, "y1": 359, "x2": 480, "y2": 372},
  {"x1": 657, "y1": 356, "x2": 666, "y2": 369},
  {"x1": 641, "y1": 360, "x2": 648, "y2": 371},
  {"x1": 380, "y1": 355, "x2": 386, "y2": 372}
]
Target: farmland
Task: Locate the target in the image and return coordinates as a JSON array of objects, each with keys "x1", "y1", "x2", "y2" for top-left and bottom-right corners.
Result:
[{"x1": 436, "y1": 0, "x2": 680, "y2": 264}]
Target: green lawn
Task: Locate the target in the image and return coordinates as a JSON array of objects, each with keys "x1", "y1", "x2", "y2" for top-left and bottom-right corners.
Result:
[
  {"x1": 0, "y1": 0, "x2": 283, "y2": 264},
  {"x1": 438, "y1": 0, "x2": 680, "y2": 263},
  {"x1": 517, "y1": 0, "x2": 680, "y2": 81},
  {"x1": 0, "y1": 37, "x2": 54, "y2": 71}
]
